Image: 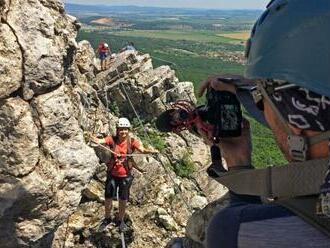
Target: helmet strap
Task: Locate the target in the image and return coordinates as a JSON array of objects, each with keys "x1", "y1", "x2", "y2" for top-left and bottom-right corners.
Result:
[
  {"x1": 257, "y1": 82, "x2": 330, "y2": 161},
  {"x1": 257, "y1": 82, "x2": 307, "y2": 161}
]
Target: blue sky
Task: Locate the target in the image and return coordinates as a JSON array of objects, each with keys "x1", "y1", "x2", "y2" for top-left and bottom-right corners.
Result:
[{"x1": 65, "y1": 0, "x2": 270, "y2": 9}]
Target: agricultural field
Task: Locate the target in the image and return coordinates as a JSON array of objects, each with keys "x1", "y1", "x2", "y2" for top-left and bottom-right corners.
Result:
[
  {"x1": 67, "y1": 4, "x2": 287, "y2": 167},
  {"x1": 112, "y1": 30, "x2": 239, "y2": 43},
  {"x1": 218, "y1": 31, "x2": 251, "y2": 40}
]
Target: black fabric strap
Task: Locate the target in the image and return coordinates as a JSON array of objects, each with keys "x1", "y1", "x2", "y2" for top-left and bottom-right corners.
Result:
[{"x1": 228, "y1": 165, "x2": 254, "y2": 171}]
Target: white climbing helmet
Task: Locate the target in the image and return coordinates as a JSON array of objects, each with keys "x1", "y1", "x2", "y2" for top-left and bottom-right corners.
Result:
[
  {"x1": 104, "y1": 43, "x2": 109, "y2": 48},
  {"x1": 117, "y1": 117, "x2": 131, "y2": 128}
]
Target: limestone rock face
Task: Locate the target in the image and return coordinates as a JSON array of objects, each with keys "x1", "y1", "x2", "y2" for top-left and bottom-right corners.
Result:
[
  {"x1": 93, "y1": 50, "x2": 196, "y2": 120},
  {"x1": 164, "y1": 132, "x2": 227, "y2": 203},
  {"x1": 5, "y1": 0, "x2": 78, "y2": 100},
  {"x1": 32, "y1": 86, "x2": 98, "y2": 189},
  {"x1": 0, "y1": 24, "x2": 23, "y2": 98},
  {"x1": 0, "y1": 1, "x2": 99, "y2": 247},
  {"x1": 75, "y1": 40, "x2": 97, "y2": 76},
  {"x1": 82, "y1": 179, "x2": 104, "y2": 203},
  {"x1": 185, "y1": 194, "x2": 231, "y2": 247},
  {"x1": 52, "y1": 201, "x2": 136, "y2": 248},
  {"x1": 157, "y1": 207, "x2": 179, "y2": 231},
  {"x1": 0, "y1": 98, "x2": 39, "y2": 177}
]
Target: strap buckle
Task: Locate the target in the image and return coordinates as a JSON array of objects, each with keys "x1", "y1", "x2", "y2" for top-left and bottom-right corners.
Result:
[
  {"x1": 251, "y1": 86, "x2": 263, "y2": 104},
  {"x1": 287, "y1": 135, "x2": 307, "y2": 161}
]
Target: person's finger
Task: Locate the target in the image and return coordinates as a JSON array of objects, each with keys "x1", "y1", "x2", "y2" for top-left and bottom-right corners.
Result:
[
  {"x1": 198, "y1": 75, "x2": 237, "y2": 97},
  {"x1": 198, "y1": 76, "x2": 219, "y2": 97},
  {"x1": 197, "y1": 77, "x2": 211, "y2": 97},
  {"x1": 210, "y1": 79, "x2": 236, "y2": 93},
  {"x1": 241, "y1": 118, "x2": 251, "y2": 136}
]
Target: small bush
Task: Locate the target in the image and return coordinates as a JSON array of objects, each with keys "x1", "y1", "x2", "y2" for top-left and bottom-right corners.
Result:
[
  {"x1": 146, "y1": 131, "x2": 166, "y2": 152},
  {"x1": 132, "y1": 118, "x2": 166, "y2": 152},
  {"x1": 108, "y1": 101, "x2": 120, "y2": 116},
  {"x1": 172, "y1": 151, "x2": 196, "y2": 178}
]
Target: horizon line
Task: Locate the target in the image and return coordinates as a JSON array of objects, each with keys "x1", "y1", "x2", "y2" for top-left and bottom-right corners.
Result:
[{"x1": 65, "y1": 3, "x2": 264, "y2": 11}]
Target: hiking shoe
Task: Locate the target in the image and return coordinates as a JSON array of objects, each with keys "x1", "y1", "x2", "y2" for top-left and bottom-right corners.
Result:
[{"x1": 98, "y1": 218, "x2": 111, "y2": 231}]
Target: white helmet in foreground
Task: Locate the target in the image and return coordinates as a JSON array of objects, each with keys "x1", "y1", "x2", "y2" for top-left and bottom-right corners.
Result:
[
  {"x1": 117, "y1": 117, "x2": 131, "y2": 128},
  {"x1": 104, "y1": 43, "x2": 109, "y2": 48}
]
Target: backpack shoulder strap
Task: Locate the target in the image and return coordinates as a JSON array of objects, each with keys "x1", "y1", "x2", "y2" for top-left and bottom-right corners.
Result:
[
  {"x1": 213, "y1": 159, "x2": 330, "y2": 237},
  {"x1": 108, "y1": 135, "x2": 116, "y2": 152},
  {"x1": 107, "y1": 136, "x2": 117, "y2": 173},
  {"x1": 126, "y1": 136, "x2": 135, "y2": 155},
  {"x1": 124, "y1": 136, "x2": 134, "y2": 174},
  {"x1": 213, "y1": 158, "x2": 328, "y2": 199}
]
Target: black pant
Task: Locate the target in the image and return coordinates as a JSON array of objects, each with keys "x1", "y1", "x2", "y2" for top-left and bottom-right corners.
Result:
[{"x1": 105, "y1": 174, "x2": 134, "y2": 200}]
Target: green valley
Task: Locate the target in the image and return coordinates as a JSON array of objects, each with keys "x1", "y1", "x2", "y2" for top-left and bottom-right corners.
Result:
[{"x1": 67, "y1": 4, "x2": 287, "y2": 167}]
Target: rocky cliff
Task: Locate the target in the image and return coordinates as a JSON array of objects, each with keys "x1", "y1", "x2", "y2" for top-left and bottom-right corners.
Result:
[{"x1": 0, "y1": 1, "x2": 227, "y2": 247}]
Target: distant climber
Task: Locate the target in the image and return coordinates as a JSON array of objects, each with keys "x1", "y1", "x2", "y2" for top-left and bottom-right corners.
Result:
[
  {"x1": 120, "y1": 42, "x2": 136, "y2": 53},
  {"x1": 96, "y1": 41, "x2": 110, "y2": 71},
  {"x1": 90, "y1": 117, "x2": 158, "y2": 231}
]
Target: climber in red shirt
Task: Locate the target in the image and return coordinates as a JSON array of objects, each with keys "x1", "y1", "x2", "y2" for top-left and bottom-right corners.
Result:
[
  {"x1": 96, "y1": 42, "x2": 110, "y2": 71},
  {"x1": 91, "y1": 117, "x2": 158, "y2": 231}
]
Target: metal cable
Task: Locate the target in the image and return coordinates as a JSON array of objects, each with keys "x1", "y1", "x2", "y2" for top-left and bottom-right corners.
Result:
[
  {"x1": 103, "y1": 87, "x2": 112, "y2": 133},
  {"x1": 119, "y1": 81, "x2": 193, "y2": 213},
  {"x1": 120, "y1": 232, "x2": 126, "y2": 248},
  {"x1": 90, "y1": 141, "x2": 153, "y2": 157}
]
